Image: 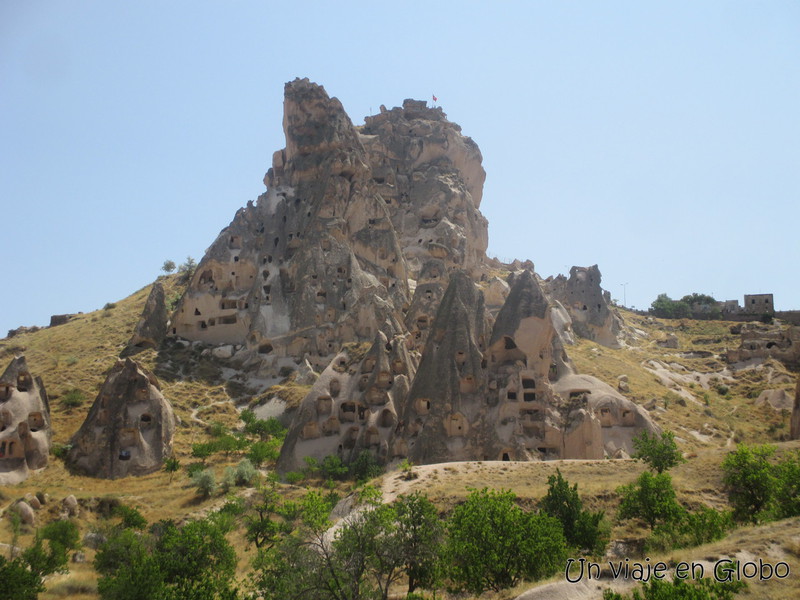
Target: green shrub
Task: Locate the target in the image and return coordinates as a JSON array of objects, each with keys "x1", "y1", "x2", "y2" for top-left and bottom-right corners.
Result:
[
  {"x1": 722, "y1": 444, "x2": 776, "y2": 522},
  {"x1": 114, "y1": 504, "x2": 147, "y2": 530},
  {"x1": 60, "y1": 389, "x2": 86, "y2": 408},
  {"x1": 349, "y1": 450, "x2": 383, "y2": 482},
  {"x1": 235, "y1": 458, "x2": 258, "y2": 486},
  {"x1": 617, "y1": 471, "x2": 684, "y2": 530},
  {"x1": 284, "y1": 471, "x2": 304, "y2": 485},
  {"x1": 103, "y1": 302, "x2": 117, "y2": 310},
  {"x1": 191, "y1": 468, "x2": 217, "y2": 498},
  {"x1": 446, "y1": 488, "x2": 567, "y2": 593},
  {"x1": 320, "y1": 455, "x2": 349, "y2": 480}
]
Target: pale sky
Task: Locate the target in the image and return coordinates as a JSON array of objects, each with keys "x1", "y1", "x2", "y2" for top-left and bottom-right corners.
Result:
[{"x1": 2, "y1": 1, "x2": 798, "y2": 336}]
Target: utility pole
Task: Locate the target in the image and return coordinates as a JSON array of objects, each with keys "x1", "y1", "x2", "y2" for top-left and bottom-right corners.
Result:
[{"x1": 621, "y1": 282, "x2": 629, "y2": 307}]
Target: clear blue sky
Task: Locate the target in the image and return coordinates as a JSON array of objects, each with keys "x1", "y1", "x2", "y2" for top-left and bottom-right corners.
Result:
[{"x1": 2, "y1": 1, "x2": 799, "y2": 336}]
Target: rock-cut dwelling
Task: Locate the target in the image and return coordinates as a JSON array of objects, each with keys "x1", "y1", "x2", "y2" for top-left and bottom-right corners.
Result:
[
  {"x1": 0, "y1": 356, "x2": 52, "y2": 485},
  {"x1": 67, "y1": 358, "x2": 176, "y2": 479}
]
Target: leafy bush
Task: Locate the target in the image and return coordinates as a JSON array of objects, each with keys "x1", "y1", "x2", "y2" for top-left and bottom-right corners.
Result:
[
  {"x1": 103, "y1": 302, "x2": 117, "y2": 310},
  {"x1": 446, "y1": 488, "x2": 567, "y2": 593},
  {"x1": 320, "y1": 454, "x2": 349, "y2": 480},
  {"x1": 617, "y1": 471, "x2": 684, "y2": 529},
  {"x1": 722, "y1": 444, "x2": 776, "y2": 522},
  {"x1": 349, "y1": 450, "x2": 383, "y2": 482},
  {"x1": 60, "y1": 388, "x2": 86, "y2": 408},
  {"x1": 772, "y1": 450, "x2": 800, "y2": 519},
  {"x1": 247, "y1": 439, "x2": 281, "y2": 466},
  {"x1": 540, "y1": 469, "x2": 609, "y2": 555},
  {"x1": 113, "y1": 504, "x2": 147, "y2": 530},
  {"x1": 603, "y1": 572, "x2": 745, "y2": 600},
  {"x1": 161, "y1": 260, "x2": 176, "y2": 274},
  {"x1": 235, "y1": 458, "x2": 258, "y2": 486},
  {"x1": 647, "y1": 506, "x2": 733, "y2": 552},
  {"x1": 191, "y1": 468, "x2": 217, "y2": 499},
  {"x1": 284, "y1": 471, "x2": 304, "y2": 485}
]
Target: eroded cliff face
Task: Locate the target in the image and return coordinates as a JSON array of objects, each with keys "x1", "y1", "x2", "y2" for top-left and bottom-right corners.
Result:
[
  {"x1": 0, "y1": 356, "x2": 51, "y2": 485},
  {"x1": 171, "y1": 81, "x2": 495, "y2": 377},
  {"x1": 171, "y1": 78, "x2": 638, "y2": 469}
]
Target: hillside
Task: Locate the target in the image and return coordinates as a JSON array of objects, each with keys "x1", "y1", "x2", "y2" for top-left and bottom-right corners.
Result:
[{"x1": 1, "y1": 275, "x2": 799, "y2": 599}]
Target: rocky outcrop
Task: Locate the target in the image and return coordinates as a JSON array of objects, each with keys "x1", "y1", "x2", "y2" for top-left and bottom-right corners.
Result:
[
  {"x1": 170, "y1": 80, "x2": 491, "y2": 381},
  {"x1": 67, "y1": 359, "x2": 175, "y2": 479},
  {"x1": 727, "y1": 324, "x2": 800, "y2": 367},
  {"x1": 546, "y1": 265, "x2": 624, "y2": 348},
  {"x1": 359, "y1": 100, "x2": 488, "y2": 280},
  {"x1": 791, "y1": 378, "x2": 799, "y2": 440},
  {"x1": 122, "y1": 282, "x2": 168, "y2": 355},
  {"x1": 277, "y1": 330, "x2": 418, "y2": 472},
  {"x1": 0, "y1": 356, "x2": 51, "y2": 485},
  {"x1": 398, "y1": 271, "x2": 493, "y2": 464},
  {"x1": 170, "y1": 79, "x2": 412, "y2": 375}
]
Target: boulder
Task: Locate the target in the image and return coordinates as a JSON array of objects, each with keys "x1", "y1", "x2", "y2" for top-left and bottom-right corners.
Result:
[
  {"x1": 14, "y1": 501, "x2": 35, "y2": 526},
  {"x1": 62, "y1": 494, "x2": 79, "y2": 517}
]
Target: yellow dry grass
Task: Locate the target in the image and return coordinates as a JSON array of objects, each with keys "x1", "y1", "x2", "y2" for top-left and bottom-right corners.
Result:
[{"x1": 1, "y1": 282, "x2": 799, "y2": 599}]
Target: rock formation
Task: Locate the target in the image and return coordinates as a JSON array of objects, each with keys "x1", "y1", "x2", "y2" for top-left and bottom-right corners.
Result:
[
  {"x1": 0, "y1": 356, "x2": 51, "y2": 485},
  {"x1": 727, "y1": 323, "x2": 800, "y2": 366},
  {"x1": 122, "y1": 281, "x2": 168, "y2": 355},
  {"x1": 170, "y1": 78, "x2": 640, "y2": 470},
  {"x1": 277, "y1": 330, "x2": 418, "y2": 472},
  {"x1": 67, "y1": 359, "x2": 176, "y2": 479},
  {"x1": 545, "y1": 265, "x2": 624, "y2": 348}
]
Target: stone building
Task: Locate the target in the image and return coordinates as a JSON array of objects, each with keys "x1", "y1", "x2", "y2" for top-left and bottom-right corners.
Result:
[{"x1": 743, "y1": 294, "x2": 774, "y2": 315}]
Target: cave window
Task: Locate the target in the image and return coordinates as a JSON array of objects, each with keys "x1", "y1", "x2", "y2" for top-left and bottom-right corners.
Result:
[
  {"x1": 208, "y1": 319, "x2": 216, "y2": 326},
  {"x1": 16, "y1": 373, "x2": 32, "y2": 392},
  {"x1": 507, "y1": 391, "x2": 517, "y2": 400},
  {"x1": 258, "y1": 342, "x2": 273, "y2": 354},
  {"x1": 521, "y1": 378, "x2": 535, "y2": 389},
  {"x1": 140, "y1": 413, "x2": 152, "y2": 424},
  {"x1": 194, "y1": 308, "x2": 201, "y2": 316},
  {"x1": 274, "y1": 237, "x2": 279, "y2": 247},
  {"x1": 119, "y1": 450, "x2": 131, "y2": 461},
  {"x1": 0, "y1": 385, "x2": 10, "y2": 401},
  {"x1": 233, "y1": 256, "x2": 239, "y2": 262},
  {"x1": 502, "y1": 452, "x2": 510, "y2": 462},
  {"x1": 582, "y1": 305, "x2": 588, "y2": 311},
  {"x1": 199, "y1": 321, "x2": 208, "y2": 330},
  {"x1": 503, "y1": 337, "x2": 517, "y2": 350},
  {"x1": 219, "y1": 315, "x2": 237, "y2": 325},
  {"x1": 523, "y1": 392, "x2": 536, "y2": 402}
]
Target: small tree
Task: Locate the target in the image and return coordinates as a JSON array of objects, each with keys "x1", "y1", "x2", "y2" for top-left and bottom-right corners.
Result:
[
  {"x1": 721, "y1": 444, "x2": 776, "y2": 522},
  {"x1": 164, "y1": 456, "x2": 180, "y2": 483},
  {"x1": 617, "y1": 471, "x2": 684, "y2": 530},
  {"x1": 632, "y1": 430, "x2": 685, "y2": 473},
  {"x1": 161, "y1": 260, "x2": 176, "y2": 274},
  {"x1": 446, "y1": 488, "x2": 567, "y2": 594},
  {"x1": 540, "y1": 469, "x2": 609, "y2": 555},
  {"x1": 394, "y1": 492, "x2": 444, "y2": 595}
]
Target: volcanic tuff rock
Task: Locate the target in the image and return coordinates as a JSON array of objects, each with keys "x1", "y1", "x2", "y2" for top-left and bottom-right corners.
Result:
[
  {"x1": 545, "y1": 265, "x2": 624, "y2": 348},
  {"x1": 122, "y1": 281, "x2": 168, "y2": 356},
  {"x1": 67, "y1": 359, "x2": 175, "y2": 479},
  {"x1": 0, "y1": 356, "x2": 51, "y2": 485},
  {"x1": 727, "y1": 323, "x2": 800, "y2": 366},
  {"x1": 172, "y1": 78, "x2": 647, "y2": 469}
]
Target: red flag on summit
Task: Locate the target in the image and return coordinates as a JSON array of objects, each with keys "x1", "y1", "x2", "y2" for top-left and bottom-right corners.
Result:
[{"x1": 432, "y1": 94, "x2": 438, "y2": 102}]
